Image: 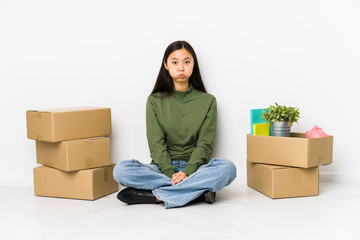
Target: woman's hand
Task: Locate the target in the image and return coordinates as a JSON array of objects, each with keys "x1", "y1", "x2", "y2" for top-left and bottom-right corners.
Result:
[{"x1": 172, "y1": 171, "x2": 187, "y2": 185}]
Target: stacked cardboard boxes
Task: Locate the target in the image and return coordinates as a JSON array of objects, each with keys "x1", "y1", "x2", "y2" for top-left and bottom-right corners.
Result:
[
  {"x1": 247, "y1": 132, "x2": 334, "y2": 199},
  {"x1": 26, "y1": 107, "x2": 119, "y2": 200}
]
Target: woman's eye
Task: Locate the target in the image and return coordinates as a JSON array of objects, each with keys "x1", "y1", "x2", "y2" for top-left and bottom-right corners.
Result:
[
  {"x1": 185, "y1": 61, "x2": 190, "y2": 64},
  {"x1": 172, "y1": 61, "x2": 177, "y2": 65}
]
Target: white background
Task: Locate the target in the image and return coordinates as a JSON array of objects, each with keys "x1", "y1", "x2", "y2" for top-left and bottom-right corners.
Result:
[{"x1": 0, "y1": 0, "x2": 359, "y2": 186}]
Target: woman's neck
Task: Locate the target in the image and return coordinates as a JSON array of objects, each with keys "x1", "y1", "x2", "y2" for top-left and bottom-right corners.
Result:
[{"x1": 173, "y1": 81, "x2": 190, "y2": 92}]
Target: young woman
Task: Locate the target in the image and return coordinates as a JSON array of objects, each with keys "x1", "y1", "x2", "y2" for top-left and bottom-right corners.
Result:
[{"x1": 113, "y1": 40, "x2": 236, "y2": 209}]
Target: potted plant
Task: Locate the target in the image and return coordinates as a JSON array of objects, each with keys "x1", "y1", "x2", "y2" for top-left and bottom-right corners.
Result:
[{"x1": 262, "y1": 102, "x2": 300, "y2": 137}]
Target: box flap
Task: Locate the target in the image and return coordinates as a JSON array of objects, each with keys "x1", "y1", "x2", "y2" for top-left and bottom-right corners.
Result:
[
  {"x1": 65, "y1": 137, "x2": 108, "y2": 143},
  {"x1": 290, "y1": 132, "x2": 306, "y2": 138},
  {"x1": 30, "y1": 107, "x2": 109, "y2": 113},
  {"x1": 262, "y1": 164, "x2": 292, "y2": 170},
  {"x1": 247, "y1": 134, "x2": 309, "y2": 168}
]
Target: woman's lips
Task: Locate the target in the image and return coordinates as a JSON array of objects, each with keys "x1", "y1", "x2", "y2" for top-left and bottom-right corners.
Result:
[{"x1": 179, "y1": 74, "x2": 185, "y2": 78}]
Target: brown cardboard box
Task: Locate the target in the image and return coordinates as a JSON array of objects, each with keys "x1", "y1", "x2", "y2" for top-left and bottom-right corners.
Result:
[
  {"x1": 247, "y1": 133, "x2": 333, "y2": 168},
  {"x1": 36, "y1": 137, "x2": 111, "y2": 171},
  {"x1": 34, "y1": 164, "x2": 119, "y2": 200},
  {"x1": 247, "y1": 162, "x2": 319, "y2": 199},
  {"x1": 27, "y1": 107, "x2": 111, "y2": 142}
]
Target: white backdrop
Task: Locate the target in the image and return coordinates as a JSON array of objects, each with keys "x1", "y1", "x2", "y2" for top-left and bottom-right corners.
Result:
[{"x1": 1, "y1": 0, "x2": 359, "y2": 186}]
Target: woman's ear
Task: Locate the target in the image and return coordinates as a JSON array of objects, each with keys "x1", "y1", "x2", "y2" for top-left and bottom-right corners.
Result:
[{"x1": 163, "y1": 61, "x2": 168, "y2": 70}]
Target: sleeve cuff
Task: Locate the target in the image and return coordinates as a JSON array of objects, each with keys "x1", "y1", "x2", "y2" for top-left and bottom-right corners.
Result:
[{"x1": 183, "y1": 164, "x2": 198, "y2": 177}]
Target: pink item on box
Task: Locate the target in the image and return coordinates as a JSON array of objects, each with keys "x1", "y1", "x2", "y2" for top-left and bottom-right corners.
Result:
[{"x1": 305, "y1": 125, "x2": 328, "y2": 138}]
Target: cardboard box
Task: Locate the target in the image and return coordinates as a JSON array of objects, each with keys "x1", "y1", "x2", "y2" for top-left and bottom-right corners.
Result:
[
  {"x1": 27, "y1": 107, "x2": 111, "y2": 142},
  {"x1": 36, "y1": 137, "x2": 111, "y2": 171},
  {"x1": 247, "y1": 162, "x2": 319, "y2": 199},
  {"x1": 247, "y1": 133, "x2": 333, "y2": 168},
  {"x1": 33, "y1": 165, "x2": 119, "y2": 200}
]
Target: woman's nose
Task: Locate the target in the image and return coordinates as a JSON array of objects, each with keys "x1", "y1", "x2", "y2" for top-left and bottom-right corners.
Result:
[{"x1": 178, "y1": 63, "x2": 184, "y2": 71}]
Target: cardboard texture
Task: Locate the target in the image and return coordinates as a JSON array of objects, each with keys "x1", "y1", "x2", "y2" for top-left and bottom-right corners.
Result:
[
  {"x1": 247, "y1": 162, "x2": 319, "y2": 199},
  {"x1": 33, "y1": 165, "x2": 119, "y2": 200},
  {"x1": 36, "y1": 137, "x2": 111, "y2": 171},
  {"x1": 27, "y1": 107, "x2": 112, "y2": 142},
  {"x1": 247, "y1": 132, "x2": 333, "y2": 168}
]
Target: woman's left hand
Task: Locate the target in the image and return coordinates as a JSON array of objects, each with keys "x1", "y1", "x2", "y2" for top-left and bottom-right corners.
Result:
[{"x1": 172, "y1": 171, "x2": 187, "y2": 185}]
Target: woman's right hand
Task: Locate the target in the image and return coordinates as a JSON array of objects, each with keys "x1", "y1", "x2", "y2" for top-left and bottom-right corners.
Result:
[{"x1": 171, "y1": 171, "x2": 187, "y2": 185}]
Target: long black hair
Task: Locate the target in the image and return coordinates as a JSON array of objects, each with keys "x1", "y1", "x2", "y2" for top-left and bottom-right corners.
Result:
[{"x1": 150, "y1": 40, "x2": 207, "y2": 96}]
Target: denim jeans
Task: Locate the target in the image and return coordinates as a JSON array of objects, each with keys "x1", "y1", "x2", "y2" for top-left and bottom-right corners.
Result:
[{"x1": 113, "y1": 158, "x2": 237, "y2": 209}]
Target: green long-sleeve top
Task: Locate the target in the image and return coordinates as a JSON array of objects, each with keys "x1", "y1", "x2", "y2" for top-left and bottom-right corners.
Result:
[{"x1": 146, "y1": 86, "x2": 217, "y2": 178}]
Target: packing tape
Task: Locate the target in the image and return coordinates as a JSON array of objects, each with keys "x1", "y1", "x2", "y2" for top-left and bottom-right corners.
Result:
[
  {"x1": 85, "y1": 158, "x2": 93, "y2": 168},
  {"x1": 104, "y1": 167, "x2": 109, "y2": 182},
  {"x1": 37, "y1": 134, "x2": 42, "y2": 141},
  {"x1": 36, "y1": 112, "x2": 42, "y2": 118}
]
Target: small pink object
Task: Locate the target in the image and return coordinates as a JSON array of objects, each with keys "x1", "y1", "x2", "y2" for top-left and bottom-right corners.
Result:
[{"x1": 305, "y1": 125, "x2": 329, "y2": 138}]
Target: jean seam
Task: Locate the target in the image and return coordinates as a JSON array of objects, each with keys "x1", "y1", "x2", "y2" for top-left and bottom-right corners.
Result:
[
  {"x1": 172, "y1": 159, "x2": 215, "y2": 188},
  {"x1": 138, "y1": 162, "x2": 168, "y2": 177},
  {"x1": 118, "y1": 178, "x2": 127, "y2": 187},
  {"x1": 114, "y1": 164, "x2": 126, "y2": 187},
  {"x1": 115, "y1": 160, "x2": 169, "y2": 187},
  {"x1": 115, "y1": 167, "x2": 128, "y2": 187},
  {"x1": 152, "y1": 189, "x2": 169, "y2": 208}
]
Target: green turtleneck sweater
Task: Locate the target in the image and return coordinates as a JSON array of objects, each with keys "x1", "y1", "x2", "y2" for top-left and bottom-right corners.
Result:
[{"x1": 146, "y1": 86, "x2": 217, "y2": 178}]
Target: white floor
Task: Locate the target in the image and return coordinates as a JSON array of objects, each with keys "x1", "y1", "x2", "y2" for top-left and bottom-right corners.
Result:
[{"x1": 1, "y1": 182, "x2": 359, "y2": 240}]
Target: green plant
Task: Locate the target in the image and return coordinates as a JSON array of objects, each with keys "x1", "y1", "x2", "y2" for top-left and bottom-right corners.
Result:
[{"x1": 262, "y1": 102, "x2": 300, "y2": 126}]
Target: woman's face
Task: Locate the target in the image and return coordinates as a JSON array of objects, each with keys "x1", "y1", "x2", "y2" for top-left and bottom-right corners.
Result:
[{"x1": 164, "y1": 48, "x2": 194, "y2": 85}]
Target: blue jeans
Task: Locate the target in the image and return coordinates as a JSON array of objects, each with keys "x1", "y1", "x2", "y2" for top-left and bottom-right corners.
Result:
[{"x1": 113, "y1": 158, "x2": 237, "y2": 209}]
